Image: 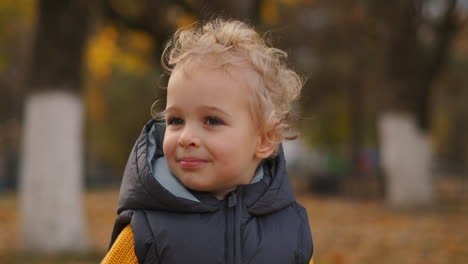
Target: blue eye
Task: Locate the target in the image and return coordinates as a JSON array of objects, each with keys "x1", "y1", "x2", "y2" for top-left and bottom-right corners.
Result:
[
  {"x1": 205, "y1": 116, "x2": 224, "y2": 126},
  {"x1": 167, "y1": 117, "x2": 184, "y2": 126}
]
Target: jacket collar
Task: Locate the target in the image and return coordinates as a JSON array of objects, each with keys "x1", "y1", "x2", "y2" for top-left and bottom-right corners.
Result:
[{"x1": 117, "y1": 119, "x2": 296, "y2": 215}]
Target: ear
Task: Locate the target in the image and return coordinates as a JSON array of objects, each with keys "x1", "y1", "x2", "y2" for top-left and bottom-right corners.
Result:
[{"x1": 255, "y1": 134, "x2": 277, "y2": 159}]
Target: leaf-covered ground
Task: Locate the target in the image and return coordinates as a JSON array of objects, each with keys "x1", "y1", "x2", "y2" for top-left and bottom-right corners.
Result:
[
  {"x1": 0, "y1": 187, "x2": 467, "y2": 264},
  {"x1": 299, "y1": 194, "x2": 468, "y2": 264}
]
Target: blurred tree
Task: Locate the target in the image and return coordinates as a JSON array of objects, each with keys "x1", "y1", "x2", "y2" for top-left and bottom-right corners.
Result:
[
  {"x1": 20, "y1": 0, "x2": 89, "y2": 252},
  {"x1": 272, "y1": 0, "x2": 463, "y2": 203},
  {"x1": 278, "y1": 1, "x2": 381, "y2": 195},
  {"x1": 84, "y1": 24, "x2": 159, "y2": 182},
  {"x1": 100, "y1": 0, "x2": 261, "y2": 58},
  {"x1": 434, "y1": 66, "x2": 468, "y2": 172},
  {"x1": 373, "y1": 0, "x2": 459, "y2": 207},
  {"x1": 0, "y1": 0, "x2": 34, "y2": 189}
]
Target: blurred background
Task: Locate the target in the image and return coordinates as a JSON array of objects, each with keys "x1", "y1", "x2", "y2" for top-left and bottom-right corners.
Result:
[{"x1": 1, "y1": 0, "x2": 467, "y2": 263}]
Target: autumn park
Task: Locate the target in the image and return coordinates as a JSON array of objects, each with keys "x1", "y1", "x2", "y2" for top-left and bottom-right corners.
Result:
[{"x1": 1, "y1": 0, "x2": 468, "y2": 263}]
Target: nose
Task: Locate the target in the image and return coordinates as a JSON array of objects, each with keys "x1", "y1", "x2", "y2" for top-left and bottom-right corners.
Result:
[{"x1": 178, "y1": 124, "x2": 201, "y2": 148}]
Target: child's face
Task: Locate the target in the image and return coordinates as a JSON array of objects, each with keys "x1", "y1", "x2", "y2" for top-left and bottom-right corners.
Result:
[{"x1": 163, "y1": 63, "x2": 267, "y2": 200}]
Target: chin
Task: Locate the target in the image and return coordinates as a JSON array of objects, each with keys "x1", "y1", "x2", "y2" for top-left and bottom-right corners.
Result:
[{"x1": 176, "y1": 175, "x2": 210, "y2": 192}]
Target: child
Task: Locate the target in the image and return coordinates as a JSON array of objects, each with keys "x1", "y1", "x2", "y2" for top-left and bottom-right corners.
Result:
[{"x1": 102, "y1": 19, "x2": 313, "y2": 264}]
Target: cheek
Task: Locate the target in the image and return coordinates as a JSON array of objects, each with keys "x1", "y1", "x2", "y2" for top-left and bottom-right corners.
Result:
[
  {"x1": 209, "y1": 131, "x2": 254, "y2": 162},
  {"x1": 163, "y1": 131, "x2": 177, "y2": 157}
]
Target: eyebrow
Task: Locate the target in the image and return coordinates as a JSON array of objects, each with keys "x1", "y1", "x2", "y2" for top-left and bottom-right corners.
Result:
[{"x1": 165, "y1": 105, "x2": 232, "y2": 119}]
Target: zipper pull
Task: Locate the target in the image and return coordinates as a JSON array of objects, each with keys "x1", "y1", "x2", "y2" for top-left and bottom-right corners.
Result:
[{"x1": 228, "y1": 192, "x2": 237, "y2": 208}]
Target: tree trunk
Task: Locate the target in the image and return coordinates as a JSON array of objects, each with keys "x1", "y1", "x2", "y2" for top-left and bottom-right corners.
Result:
[
  {"x1": 378, "y1": 112, "x2": 433, "y2": 207},
  {"x1": 20, "y1": 0, "x2": 89, "y2": 252},
  {"x1": 375, "y1": 0, "x2": 458, "y2": 207},
  {"x1": 20, "y1": 91, "x2": 87, "y2": 252}
]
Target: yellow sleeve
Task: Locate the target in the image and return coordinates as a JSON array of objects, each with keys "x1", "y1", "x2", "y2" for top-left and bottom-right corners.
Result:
[{"x1": 101, "y1": 225, "x2": 138, "y2": 264}]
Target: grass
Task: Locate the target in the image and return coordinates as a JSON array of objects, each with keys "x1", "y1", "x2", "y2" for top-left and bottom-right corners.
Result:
[{"x1": 0, "y1": 184, "x2": 467, "y2": 264}]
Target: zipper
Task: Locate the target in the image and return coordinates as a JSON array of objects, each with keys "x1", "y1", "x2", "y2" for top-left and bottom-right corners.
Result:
[
  {"x1": 225, "y1": 190, "x2": 238, "y2": 264},
  {"x1": 228, "y1": 192, "x2": 237, "y2": 208}
]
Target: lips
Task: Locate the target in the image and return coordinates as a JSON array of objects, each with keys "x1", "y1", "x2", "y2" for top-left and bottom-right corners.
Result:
[{"x1": 177, "y1": 158, "x2": 208, "y2": 168}]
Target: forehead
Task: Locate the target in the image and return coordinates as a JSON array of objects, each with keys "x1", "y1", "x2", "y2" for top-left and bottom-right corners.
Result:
[
  {"x1": 167, "y1": 60, "x2": 259, "y2": 101},
  {"x1": 176, "y1": 56, "x2": 258, "y2": 82}
]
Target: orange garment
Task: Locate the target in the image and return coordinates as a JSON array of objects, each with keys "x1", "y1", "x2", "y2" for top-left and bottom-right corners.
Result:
[
  {"x1": 101, "y1": 225, "x2": 138, "y2": 264},
  {"x1": 101, "y1": 225, "x2": 314, "y2": 264}
]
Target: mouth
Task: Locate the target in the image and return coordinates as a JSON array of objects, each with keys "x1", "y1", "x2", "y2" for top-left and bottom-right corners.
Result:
[{"x1": 177, "y1": 158, "x2": 209, "y2": 169}]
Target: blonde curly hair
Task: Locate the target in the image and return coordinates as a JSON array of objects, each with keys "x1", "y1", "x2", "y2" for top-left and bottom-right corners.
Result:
[{"x1": 158, "y1": 19, "x2": 303, "y2": 156}]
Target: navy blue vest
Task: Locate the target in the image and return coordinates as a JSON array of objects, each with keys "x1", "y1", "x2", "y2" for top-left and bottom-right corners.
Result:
[{"x1": 109, "y1": 119, "x2": 313, "y2": 264}]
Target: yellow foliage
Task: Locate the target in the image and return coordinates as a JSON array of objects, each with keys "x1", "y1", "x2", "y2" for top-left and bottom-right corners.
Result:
[
  {"x1": 176, "y1": 14, "x2": 197, "y2": 29},
  {"x1": 279, "y1": 0, "x2": 315, "y2": 5},
  {"x1": 87, "y1": 26, "x2": 151, "y2": 79},
  {"x1": 280, "y1": 0, "x2": 297, "y2": 5},
  {"x1": 166, "y1": 6, "x2": 196, "y2": 30},
  {"x1": 115, "y1": 51, "x2": 148, "y2": 74},
  {"x1": 261, "y1": 1, "x2": 279, "y2": 25},
  {"x1": 86, "y1": 26, "x2": 118, "y2": 79},
  {"x1": 86, "y1": 84, "x2": 106, "y2": 122},
  {"x1": 0, "y1": 0, "x2": 36, "y2": 25},
  {"x1": 128, "y1": 32, "x2": 153, "y2": 52},
  {"x1": 0, "y1": 0, "x2": 36, "y2": 72}
]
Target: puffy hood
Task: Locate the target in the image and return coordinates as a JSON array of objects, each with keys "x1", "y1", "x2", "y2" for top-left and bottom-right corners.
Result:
[{"x1": 117, "y1": 119, "x2": 296, "y2": 215}]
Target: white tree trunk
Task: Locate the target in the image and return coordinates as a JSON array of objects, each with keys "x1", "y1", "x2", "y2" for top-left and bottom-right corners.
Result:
[
  {"x1": 378, "y1": 112, "x2": 433, "y2": 207},
  {"x1": 20, "y1": 90, "x2": 87, "y2": 252}
]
